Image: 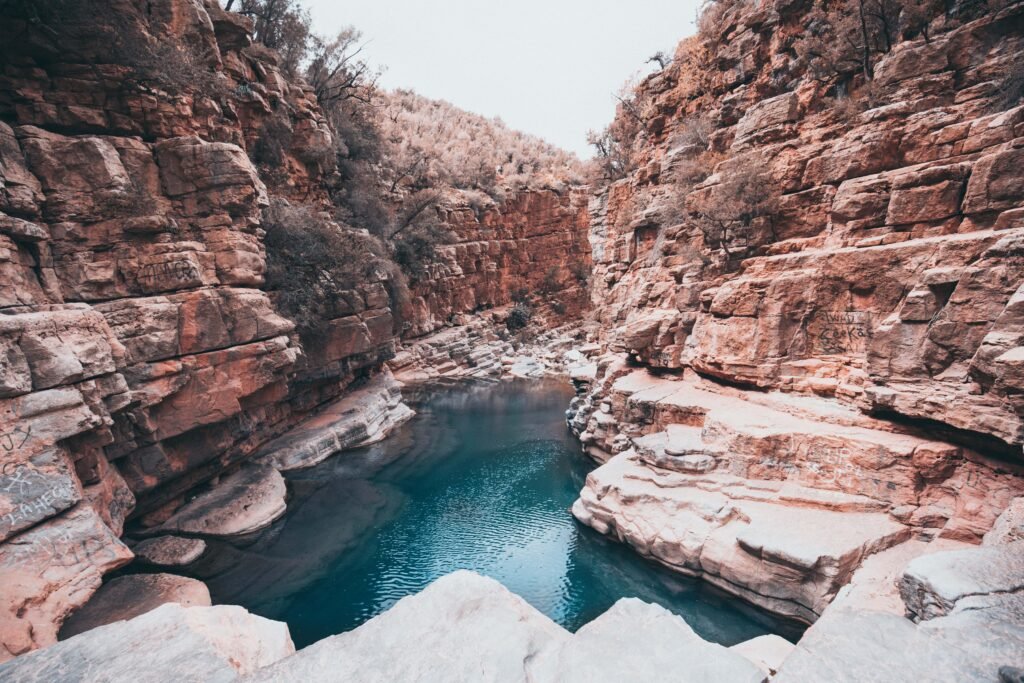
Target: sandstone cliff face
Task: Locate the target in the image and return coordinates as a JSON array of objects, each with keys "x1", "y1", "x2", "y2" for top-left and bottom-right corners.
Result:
[
  {"x1": 587, "y1": 4, "x2": 1024, "y2": 454},
  {"x1": 570, "y1": 0, "x2": 1024, "y2": 637},
  {"x1": 0, "y1": 0, "x2": 589, "y2": 660},
  {"x1": 407, "y1": 189, "x2": 591, "y2": 338}
]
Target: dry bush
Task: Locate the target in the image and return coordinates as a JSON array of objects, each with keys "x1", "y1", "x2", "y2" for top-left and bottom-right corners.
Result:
[
  {"x1": 506, "y1": 303, "x2": 533, "y2": 331},
  {"x1": 229, "y1": 0, "x2": 311, "y2": 75},
  {"x1": 251, "y1": 113, "x2": 293, "y2": 168},
  {"x1": 689, "y1": 160, "x2": 779, "y2": 260},
  {"x1": 376, "y1": 89, "x2": 583, "y2": 197},
  {"x1": 795, "y1": 0, "x2": 947, "y2": 85},
  {"x1": 262, "y1": 198, "x2": 391, "y2": 335},
  {"x1": 539, "y1": 266, "x2": 562, "y2": 295}
]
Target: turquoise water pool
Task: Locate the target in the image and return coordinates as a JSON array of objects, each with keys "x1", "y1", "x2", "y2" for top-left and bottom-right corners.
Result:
[{"x1": 197, "y1": 379, "x2": 800, "y2": 648}]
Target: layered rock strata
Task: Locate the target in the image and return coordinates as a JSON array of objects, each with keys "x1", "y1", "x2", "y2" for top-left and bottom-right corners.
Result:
[
  {"x1": 588, "y1": 4, "x2": 1024, "y2": 451},
  {"x1": 566, "y1": 0, "x2": 1024, "y2": 667},
  {"x1": 0, "y1": 0, "x2": 590, "y2": 660}
]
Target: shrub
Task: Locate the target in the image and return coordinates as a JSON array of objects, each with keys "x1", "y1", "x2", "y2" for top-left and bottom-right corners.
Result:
[
  {"x1": 539, "y1": 266, "x2": 562, "y2": 295},
  {"x1": 506, "y1": 303, "x2": 532, "y2": 331},
  {"x1": 570, "y1": 261, "x2": 591, "y2": 286},
  {"x1": 689, "y1": 159, "x2": 779, "y2": 260},
  {"x1": 375, "y1": 89, "x2": 583, "y2": 195},
  {"x1": 262, "y1": 198, "x2": 390, "y2": 335},
  {"x1": 252, "y1": 114, "x2": 293, "y2": 168},
  {"x1": 392, "y1": 230, "x2": 441, "y2": 280}
]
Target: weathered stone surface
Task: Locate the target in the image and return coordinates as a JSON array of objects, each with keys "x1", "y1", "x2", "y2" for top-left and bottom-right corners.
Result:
[
  {"x1": 776, "y1": 595, "x2": 1024, "y2": 682},
  {"x1": 733, "y1": 92, "x2": 799, "y2": 147},
  {"x1": 729, "y1": 634, "x2": 794, "y2": 676},
  {"x1": 900, "y1": 541, "x2": 1024, "y2": 621},
  {"x1": 256, "y1": 369, "x2": 413, "y2": 471},
  {"x1": 0, "y1": 448, "x2": 82, "y2": 542},
  {"x1": 246, "y1": 570, "x2": 567, "y2": 682},
  {"x1": 132, "y1": 535, "x2": 207, "y2": 567},
  {"x1": 530, "y1": 598, "x2": 765, "y2": 683},
  {"x1": 0, "y1": 603, "x2": 293, "y2": 682},
  {"x1": 59, "y1": 573, "x2": 211, "y2": 639},
  {"x1": 573, "y1": 452, "x2": 908, "y2": 623},
  {"x1": 155, "y1": 465, "x2": 286, "y2": 538},
  {"x1": 0, "y1": 505, "x2": 132, "y2": 661},
  {"x1": 985, "y1": 497, "x2": 1024, "y2": 545}
]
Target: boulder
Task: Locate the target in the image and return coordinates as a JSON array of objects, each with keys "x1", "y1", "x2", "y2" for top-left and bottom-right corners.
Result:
[
  {"x1": 900, "y1": 541, "x2": 1024, "y2": 621},
  {"x1": 0, "y1": 505, "x2": 132, "y2": 661},
  {"x1": 246, "y1": 571, "x2": 765, "y2": 683},
  {"x1": 132, "y1": 535, "x2": 207, "y2": 567},
  {"x1": 59, "y1": 573, "x2": 211, "y2": 639},
  {"x1": 155, "y1": 465, "x2": 286, "y2": 538}
]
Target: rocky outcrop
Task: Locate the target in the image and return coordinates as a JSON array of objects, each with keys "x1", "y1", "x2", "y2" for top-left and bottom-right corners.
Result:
[
  {"x1": 254, "y1": 369, "x2": 413, "y2": 471},
  {"x1": 0, "y1": 603, "x2": 294, "y2": 683},
  {"x1": 567, "y1": 0, "x2": 1024, "y2": 675},
  {"x1": 587, "y1": 4, "x2": 1024, "y2": 452},
  {"x1": 774, "y1": 538, "x2": 1024, "y2": 681}
]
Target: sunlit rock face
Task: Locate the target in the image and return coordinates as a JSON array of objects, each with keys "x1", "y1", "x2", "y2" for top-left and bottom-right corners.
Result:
[{"x1": 0, "y1": 0, "x2": 591, "y2": 661}]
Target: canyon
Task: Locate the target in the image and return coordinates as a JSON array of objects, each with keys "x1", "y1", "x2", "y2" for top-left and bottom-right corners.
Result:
[{"x1": 0, "y1": 0, "x2": 1023, "y2": 680}]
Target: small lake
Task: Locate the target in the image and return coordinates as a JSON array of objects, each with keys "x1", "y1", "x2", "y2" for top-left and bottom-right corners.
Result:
[{"x1": 195, "y1": 379, "x2": 800, "y2": 648}]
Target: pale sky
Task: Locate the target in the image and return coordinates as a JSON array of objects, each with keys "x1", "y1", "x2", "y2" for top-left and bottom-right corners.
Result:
[{"x1": 303, "y1": 1, "x2": 701, "y2": 158}]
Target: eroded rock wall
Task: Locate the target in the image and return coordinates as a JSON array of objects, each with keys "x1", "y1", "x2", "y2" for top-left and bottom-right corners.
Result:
[
  {"x1": 0, "y1": 0, "x2": 589, "y2": 661},
  {"x1": 589, "y1": 3, "x2": 1024, "y2": 453},
  {"x1": 571, "y1": 0, "x2": 1024, "y2": 639},
  {"x1": 406, "y1": 189, "x2": 591, "y2": 338}
]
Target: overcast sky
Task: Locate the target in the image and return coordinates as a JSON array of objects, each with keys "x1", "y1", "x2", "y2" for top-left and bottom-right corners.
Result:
[{"x1": 303, "y1": 0, "x2": 701, "y2": 158}]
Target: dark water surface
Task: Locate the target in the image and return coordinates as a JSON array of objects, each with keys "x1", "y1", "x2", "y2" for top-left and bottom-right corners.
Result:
[{"x1": 197, "y1": 379, "x2": 798, "y2": 648}]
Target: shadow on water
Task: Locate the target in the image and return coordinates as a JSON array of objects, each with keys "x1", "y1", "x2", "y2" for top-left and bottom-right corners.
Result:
[{"x1": 194, "y1": 378, "x2": 805, "y2": 648}]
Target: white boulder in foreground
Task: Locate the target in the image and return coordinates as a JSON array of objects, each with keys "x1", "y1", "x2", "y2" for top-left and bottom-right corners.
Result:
[
  {"x1": 0, "y1": 603, "x2": 294, "y2": 683},
  {"x1": 245, "y1": 570, "x2": 766, "y2": 683},
  {"x1": 776, "y1": 540, "x2": 1024, "y2": 682}
]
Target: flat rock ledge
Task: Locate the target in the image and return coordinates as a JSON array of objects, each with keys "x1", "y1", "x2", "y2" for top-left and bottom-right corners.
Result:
[
  {"x1": 154, "y1": 465, "x2": 287, "y2": 538},
  {"x1": 256, "y1": 369, "x2": 414, "y2": 471},
  {"x1": 0, "y1": 603, "x2": 294, "y2": 683},
  {"x1": 572, "y1": 452, "x2": 910, "y2": 623}
]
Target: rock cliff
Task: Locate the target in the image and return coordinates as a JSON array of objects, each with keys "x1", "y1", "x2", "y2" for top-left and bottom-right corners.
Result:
[
  {"x1": 0, "y1": 0, "x2": 589, "y2": 661},
  {"x1": 566, "y1": 0, "x2": 1024, "y2": 676}
]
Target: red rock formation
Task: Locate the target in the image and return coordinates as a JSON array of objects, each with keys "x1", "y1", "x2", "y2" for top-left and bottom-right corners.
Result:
[
  {"x1": 587, "y1": 4, "x2": 1024, "y2": 455},
  {"x1": 570, "y1": 0, "x2": 1024, "y2": 644},
  {"x1": 0, "y1": 0, "x2": 590, "y2": 660}
]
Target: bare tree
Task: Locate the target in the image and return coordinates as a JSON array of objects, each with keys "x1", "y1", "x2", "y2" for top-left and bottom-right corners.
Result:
[
  {"x1": 689, "y1": 162, "x2": 778, "y2": 259},
  {"x1": 647, "y1": 50, "x2": 673, "y2": 70},
  {"x1": 306, "y1": 27, "x2": 379, "y2": 107}
]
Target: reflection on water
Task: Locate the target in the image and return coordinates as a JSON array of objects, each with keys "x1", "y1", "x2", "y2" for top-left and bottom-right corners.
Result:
[{"x1": 195, "y1": 379, "x2": 803, "y2": 648}]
